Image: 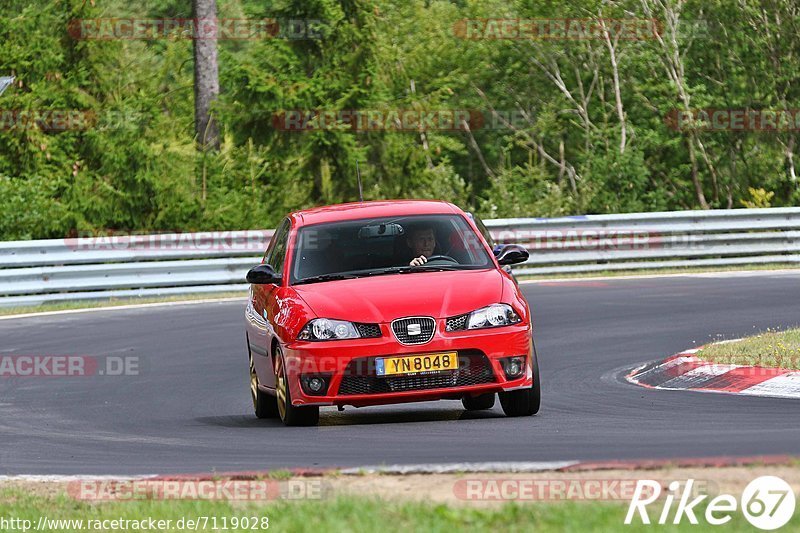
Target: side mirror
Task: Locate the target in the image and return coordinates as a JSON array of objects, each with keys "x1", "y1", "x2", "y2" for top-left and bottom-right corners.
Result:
[
  {"x1": 246, "y1": 264, "x2": 281, "y2": 285},
  {"x1": 496, "y1": 244, "x2": 529, "y2": 266}
]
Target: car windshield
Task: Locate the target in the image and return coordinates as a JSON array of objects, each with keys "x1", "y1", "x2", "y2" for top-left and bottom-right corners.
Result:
[{"x1": 290, "y1": 214, "x2": 493, "y2": 285}]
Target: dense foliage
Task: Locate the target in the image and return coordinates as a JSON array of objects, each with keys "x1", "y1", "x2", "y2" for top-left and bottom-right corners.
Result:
[{"x1": 1, "y1": 0, "x2": 798, "y2": 239}]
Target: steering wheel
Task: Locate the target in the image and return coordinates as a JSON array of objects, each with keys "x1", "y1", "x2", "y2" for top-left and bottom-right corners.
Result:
[{"x1": 424, "y1": 254, "x2": 458, "y2": 264}]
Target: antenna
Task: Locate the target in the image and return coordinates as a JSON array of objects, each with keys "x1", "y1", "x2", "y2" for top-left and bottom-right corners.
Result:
[{"x1": 356, "y1": 160, "x2": 364, "y2": 202}]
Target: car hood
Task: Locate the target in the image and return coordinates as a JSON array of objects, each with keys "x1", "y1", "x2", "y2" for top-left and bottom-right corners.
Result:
[{"x1": 293, "y1": 269, "x2": 505, "y2": 322}]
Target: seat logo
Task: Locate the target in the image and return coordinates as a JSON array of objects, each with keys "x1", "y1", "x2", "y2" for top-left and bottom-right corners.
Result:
[{"x1": 407, "y1": 323, "x2": 421, "y2": 336}]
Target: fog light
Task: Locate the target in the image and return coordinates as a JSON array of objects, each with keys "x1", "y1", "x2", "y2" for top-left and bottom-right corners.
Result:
[
  {"x1": 300, "y1": 374, "x2": 330, "y2": 396},
  {"x1": 308, "y1": 377, "x2": 325, "y2": 392},
  {"x1": 501, "y1": 356, "x2": 525, "y2": 379}
]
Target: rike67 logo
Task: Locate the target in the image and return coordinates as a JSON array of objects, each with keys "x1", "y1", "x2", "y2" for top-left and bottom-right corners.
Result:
[{"x1": 626, "y1": 476, "x2": 796, "y2": 530}]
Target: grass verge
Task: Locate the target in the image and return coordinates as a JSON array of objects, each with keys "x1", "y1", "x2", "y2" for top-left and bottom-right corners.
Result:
[
  {"x1": 0, "y1": 488, "x2": 788, "y2": 532},
  {"x1": 0, "y1": 292, "x2": 247, "y2": 317},
  {"x1": 697, "y1": 327, "x2": 800, "y2": 369}
]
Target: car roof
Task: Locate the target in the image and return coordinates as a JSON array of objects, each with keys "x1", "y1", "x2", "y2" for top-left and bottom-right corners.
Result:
[{"x1": 288, "y1": 200, "x2": 462, "y2": 227}]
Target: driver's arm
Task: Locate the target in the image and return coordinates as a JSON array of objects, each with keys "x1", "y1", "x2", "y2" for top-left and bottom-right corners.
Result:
[{"x1": 409, "y1": 256, "x2": 428, "y2": 266}]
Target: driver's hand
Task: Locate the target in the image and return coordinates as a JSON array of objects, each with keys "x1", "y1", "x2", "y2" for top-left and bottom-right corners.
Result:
[{"x1": 409, "y1": 255, "x2": 428, "y2": 266}]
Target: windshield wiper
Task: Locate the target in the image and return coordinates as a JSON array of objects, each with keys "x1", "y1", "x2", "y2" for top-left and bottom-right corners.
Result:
[
  {"x1": 363, "y1": 265, "x2": 462, "y2": 277},
  {"x1": 294, "y1": 273, "x2": 359, "y2": 285},
  {"x1": 405, "y1": 265, "x2": 462, "y2": 272}
]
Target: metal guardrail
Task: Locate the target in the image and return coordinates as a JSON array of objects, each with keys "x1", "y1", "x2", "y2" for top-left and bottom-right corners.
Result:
[
  {"x1": 484, "y1": 207, "x2": 800, "y2": 276},
  {"x1": 1, "y1": 208, "x2": 799, "y2": 307},
  {"x1": 0, "y1": 231, "x2": 272, "y2": 307}
]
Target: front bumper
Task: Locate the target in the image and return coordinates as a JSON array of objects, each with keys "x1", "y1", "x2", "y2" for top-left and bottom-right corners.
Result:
[{"x1": 282, "y1": 321, "x2": 534, "y2": 407}]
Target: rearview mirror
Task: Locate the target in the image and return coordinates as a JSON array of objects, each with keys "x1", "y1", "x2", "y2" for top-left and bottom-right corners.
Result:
[
  {"x1": 358, "y1": 223, "x2": 404, "y2": 239},
  {"x1": 496, "y1": 244, "x2": 529, "y2": 266},
  {"x1": 246, "y1": 264, "x2": 281, "y2": 284}
]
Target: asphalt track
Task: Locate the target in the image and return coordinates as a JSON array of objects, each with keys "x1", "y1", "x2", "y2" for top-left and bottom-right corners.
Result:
[{"x1": 2, "y1": 271, "x2": 800, "y2": 475}]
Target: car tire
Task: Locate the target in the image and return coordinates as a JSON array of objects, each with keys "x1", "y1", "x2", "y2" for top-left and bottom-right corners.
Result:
[
  {"x1": 275, "y1": 345, "x2": 320, "y2": 427},
  {"x1": 461, "y1": 393, "x2": 495, "y2": 411},
  {"x1": 250, "y1": 351, "x2": 279, "y2": 419},
  {"x1": 499, "y1": 350, "x2": 541, "y2": 417}
]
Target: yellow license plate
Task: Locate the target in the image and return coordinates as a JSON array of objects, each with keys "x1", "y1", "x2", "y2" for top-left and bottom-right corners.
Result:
[{"x1": 376, "y1": 352, "x2": 459, "y2": 377}]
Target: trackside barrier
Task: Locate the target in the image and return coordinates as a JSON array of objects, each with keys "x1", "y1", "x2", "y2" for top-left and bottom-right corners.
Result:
[
  {"x1": 1, "y1": 208, "x2": 799, "y2": 307},
  {"x1": 484, "y1": 208, "x2": 800, "y2": 276},
  {"x1": 0, "y1": 230, "x2": 272, "y2": 307}
]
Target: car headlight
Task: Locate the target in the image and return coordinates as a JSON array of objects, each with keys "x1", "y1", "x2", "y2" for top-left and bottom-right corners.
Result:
[
  {"x1": 297, "y1": 318, "x2": 360, "y2": 341},
  {"x1": 465, "y1": 304, "x2": 521, "y2": 330}
]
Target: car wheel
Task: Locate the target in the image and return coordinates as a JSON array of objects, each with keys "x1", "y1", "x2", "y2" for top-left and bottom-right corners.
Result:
[
  {"x1": 250, "y1": 352, "x2": 279, "y2": 418},
  {"x1": 499, "y1": 351, "x2": 541, "y2": 417},
  {"x1": 461, "y1": 393, "x2": 495, "y2": 411},
  {"x1": 275, "y1": 345, "x2": 320, "y2": 427}
]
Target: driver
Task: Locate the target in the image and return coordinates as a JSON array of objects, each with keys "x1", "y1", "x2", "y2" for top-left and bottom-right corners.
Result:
[{"x1": 407, "y1": 226, "x2": 437, "y2": 266}]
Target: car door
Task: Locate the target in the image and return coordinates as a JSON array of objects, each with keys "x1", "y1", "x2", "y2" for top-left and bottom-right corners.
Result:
[{"x1": 247, "y1": 218, "x2": 290, "y2": 389}]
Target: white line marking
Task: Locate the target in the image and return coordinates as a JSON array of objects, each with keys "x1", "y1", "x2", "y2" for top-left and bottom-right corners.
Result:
[
  {"x1": 0, "y1": 474, "x2": 156, "y2": 482},
  {"x1": 657, "y1": 364, "x2": 740, "y2": 390},
  {"x1": 520, "y1": 268, "x2": 800, "y2": 284},
  {"x1": 0, "y1": 297, "x2": 247, "y2": 321},
  {"x1": 682, "y1": 364, "x2": 741, "y2": 376},
  {"x1": 339, "y1": 461, "x2": 579, "y2": 475},
  {"x1": 627, "y1": 355, "x2": 697, "y2": 385},
  {"x1": 739, "y1": 373, "x2": 800, "y2": 399}
]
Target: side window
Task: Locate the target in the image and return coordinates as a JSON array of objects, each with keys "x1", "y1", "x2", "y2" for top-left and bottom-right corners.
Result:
[
  {"x1": 265, "y1": 219, "x2": 290, "y2": 273},
  {"x1": 267, "y1": 219, "x2": 291, "y2": 274},
  {"x1": 470, "y1": 213, "x2": 495, "y2": 247}
]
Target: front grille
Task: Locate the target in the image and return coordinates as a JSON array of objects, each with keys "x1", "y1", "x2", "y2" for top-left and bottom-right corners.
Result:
[
  {"x1": 446, "y1": 313, "x2": 469, "y2": 331},
  {"x1": 391, "y1": 316, "x2": 435, "y2": 345},
  {"x1": 355, "y1": 323, "x2": 382, "y2": 338},
  {"x1": 386, "y1": 373, "x2": 457, "y2": 391},
  {"x1": 337, "y1": 351, "x2": 495, "y2": 395}
]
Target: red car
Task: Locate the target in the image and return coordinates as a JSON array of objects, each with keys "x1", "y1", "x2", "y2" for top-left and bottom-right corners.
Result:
[{"x1": 245, "y1": 200, "x2": 539, "y2": 426}]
